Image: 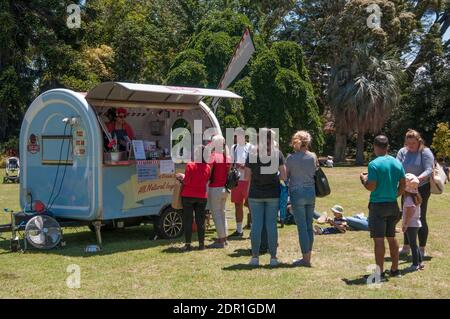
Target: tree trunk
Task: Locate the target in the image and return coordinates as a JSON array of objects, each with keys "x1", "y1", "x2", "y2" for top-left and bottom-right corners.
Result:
[
  {"x1": 334, "y1": 133, "x2": 347, "y2": 163},
  {"x1": 355, "y1": 132, "x2": 365, "y2": 166}
]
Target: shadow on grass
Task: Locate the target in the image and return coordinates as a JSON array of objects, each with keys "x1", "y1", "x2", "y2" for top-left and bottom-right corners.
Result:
[
  {"x1": 228, "y1": 248, "x2": 272, "y2": 258},
  {"x1": 161, "y1": 244, "x2": 207, "y2": 254},
  {"x1": 342, "y1": 275, "x2": 389, "y2": 285},
  {"x1": 161, "y1": 247, "x2": 188, "y2": 254},
  {"x1": 222, "y1": 262, "x2": 296, "y2": 271},
  {"x1": 385, "y1": 256, "x2": 433, "y2": 262},
  {"x1": 226, "y1": 236, "x2": 248, "y2": 242},
  {"x1": 342, "y1": 265, "x2": 425, "y2": 286},
  {"x1": 228, "y1": 248, "x2": 252, "y2": 258},
  {"x1": 0, "y1": 225, "x2": 183, "y2": 257}
]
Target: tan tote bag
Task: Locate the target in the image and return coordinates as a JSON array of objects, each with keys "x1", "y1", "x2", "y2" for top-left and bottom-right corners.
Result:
[
  {"x1": 430, "y1": 161, "x2": 446, "y2": 195},
  {"x1": 172, "y1": 180, "x2": 183, "y2": 209}
]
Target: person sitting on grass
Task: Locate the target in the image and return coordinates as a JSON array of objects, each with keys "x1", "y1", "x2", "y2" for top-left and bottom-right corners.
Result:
[
  {"x1": 284, "y1": 203, "x2": 369, "y2": 231},
  {"x1": 313, "y1": 205, "x2": 348, "y2": 235},
  {"x1": 326, "y1": 156, "x2": 334, "y2": 168},
  {"x1": 402, "y1": 173, "x2": 425, "y2": 271}
]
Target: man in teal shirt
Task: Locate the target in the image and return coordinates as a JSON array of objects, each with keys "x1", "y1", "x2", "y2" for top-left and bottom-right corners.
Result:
[{"x1": 361, "y1": 135, "x2": 405, "y2": 279}]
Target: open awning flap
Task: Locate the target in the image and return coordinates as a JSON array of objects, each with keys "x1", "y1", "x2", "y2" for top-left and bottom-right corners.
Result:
[{"x1": 85, "y1": 82, "x2": 242, "y2": 105}]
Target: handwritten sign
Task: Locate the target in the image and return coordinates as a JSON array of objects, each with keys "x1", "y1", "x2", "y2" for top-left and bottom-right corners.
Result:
[{"x1": 159, "y1": 160, "x2": 175, "y2": 175}]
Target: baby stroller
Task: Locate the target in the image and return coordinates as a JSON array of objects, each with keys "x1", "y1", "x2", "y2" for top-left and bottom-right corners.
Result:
[{"x1": 3, "y1": 157, "x2": 20, "y2": 183}]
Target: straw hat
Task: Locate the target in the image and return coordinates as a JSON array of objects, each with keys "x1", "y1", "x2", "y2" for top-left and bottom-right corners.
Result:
[{"x1": 331, "y1": 205, "x2": 344, "y2": 214}]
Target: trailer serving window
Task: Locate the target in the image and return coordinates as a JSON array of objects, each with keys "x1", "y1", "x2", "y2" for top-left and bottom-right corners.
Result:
[
  {"x1": 85, "y1": 82, "x2": 241, "y2": 165},
  {"x1": 41, "y1": 135, "x2": 73, "y2": 165}
]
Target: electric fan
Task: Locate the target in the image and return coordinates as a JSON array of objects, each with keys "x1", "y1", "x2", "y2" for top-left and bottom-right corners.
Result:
[{"x1": 24, "y1": 215, "x2": 62, "y2": 249}]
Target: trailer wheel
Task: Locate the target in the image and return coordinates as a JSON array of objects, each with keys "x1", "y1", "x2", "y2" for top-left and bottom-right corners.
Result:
[{"x1": 155, "y1": 207, "x2": 183, "y2": 239}]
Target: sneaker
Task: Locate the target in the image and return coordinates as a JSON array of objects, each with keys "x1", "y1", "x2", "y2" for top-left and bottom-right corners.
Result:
[
  {"x1": 366, "y1": 271, "x2": 386, "y2": 282},
  {"x1": 198, "y1": 243, "x2": 205, "y2": 251},
  {"x1": 207, "y1": 242, "x2": 225, "y2": 249},
  {"x1": 269, "y1": 258, "x2": 279, "y2": 267},
  {"x1": 228, "y1": 231, "x2": 244, "y2": 238},
  {"x1": 249, "y1": 257, "x2": 259, "y2": 266},
  {"x1": 419, "y1": 263, "x2": 425, "y2": 271},
  {"x1": 406, "y1": 264, "x2": 420, "y2": 272},
  {"x1": 313, "y1": 225, "x2": 323, "y2": 235},
  {"x1": 389, "y1": 269, "x2": 402, "y2": 277},
  {"x1": 399, "y1": 247, "x2": 410, "y2": 256},
  {"x1": 183, "y1": 244, "x2": 192, "y2": 252},
  {"x1": 292, "y1": 259, "x2": 311, "y2": 267}
]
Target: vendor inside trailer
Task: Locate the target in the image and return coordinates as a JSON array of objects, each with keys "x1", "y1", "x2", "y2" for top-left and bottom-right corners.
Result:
[
  {"x1": 106, "y1": 107, "x2": 135, "y2": 152},
  {"x1": 95, "y1": 106, "x2": 211, "y2": 164}
]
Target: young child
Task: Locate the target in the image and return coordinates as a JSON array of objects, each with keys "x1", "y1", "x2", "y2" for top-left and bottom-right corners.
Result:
[
  {"x1": 326, "y1": 156, "x2": 334, "y2": 168},
  {"x1": 314, "y1": 205, "x2": 348, "y2": 235},
  {"x1": 402, "y1": 173, "x2": 425, "y2": 271}
]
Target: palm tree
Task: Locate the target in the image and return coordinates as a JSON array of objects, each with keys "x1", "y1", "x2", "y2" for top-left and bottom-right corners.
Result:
[{"x1": 328, "y1": 46, "x2": 403, "y2": 164}]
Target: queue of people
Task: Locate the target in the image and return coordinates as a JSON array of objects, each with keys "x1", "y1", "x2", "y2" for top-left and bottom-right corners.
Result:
[{"x1": 174, "y1": 128, "x2": 436, "y2": 274}]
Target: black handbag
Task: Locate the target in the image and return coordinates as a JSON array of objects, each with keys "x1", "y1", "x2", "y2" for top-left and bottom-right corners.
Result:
[
  {"x1": 226, "y1": 167, "x2": 241, "y2": 190},
  {"x1": 314, "y1": 167, "x2": 331, "y2": 197},
  {"x1": 210, "y1": 151, "x2": 240, "y2": 190},
  {"x1": 225, "y1": 144, "x2": 242, "y2": 190}
]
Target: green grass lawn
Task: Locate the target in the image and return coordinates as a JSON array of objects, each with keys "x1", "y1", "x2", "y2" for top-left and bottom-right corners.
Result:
[{"x1": 0, "y1": 167, "x2": 449, "y2": 298}]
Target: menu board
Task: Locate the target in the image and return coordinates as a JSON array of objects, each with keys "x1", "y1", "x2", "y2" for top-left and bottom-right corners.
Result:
[{"x1": 136, "y1": 160, "x2": 158, "y2": 183}]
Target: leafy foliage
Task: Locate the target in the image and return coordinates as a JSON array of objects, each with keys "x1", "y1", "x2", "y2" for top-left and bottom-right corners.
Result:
[
  {"x1": 0, "y1": 0, "x2": 448, "y2": 163},
  {"x1": 235, "y1": 41, "x2": 324, "y2": 152},
  {"x1": 431, "y1": 122, "x2": 450, "y2": 161}
]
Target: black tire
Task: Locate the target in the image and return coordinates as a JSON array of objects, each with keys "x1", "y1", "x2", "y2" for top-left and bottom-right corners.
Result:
[{"x1": 155, "y1": 207, "x2": 184, "y2": 239}]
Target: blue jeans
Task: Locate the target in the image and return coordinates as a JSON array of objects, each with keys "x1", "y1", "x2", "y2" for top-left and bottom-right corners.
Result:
[
  {"x1": 290, "y1": 186, "x2": 316, "y2": 254},
  {"x1": 346, "y1": 216, "x2": 369, "y2": 231},
  {"x1": 248, "y1": 198, "x2": 279, "y2": 257}
]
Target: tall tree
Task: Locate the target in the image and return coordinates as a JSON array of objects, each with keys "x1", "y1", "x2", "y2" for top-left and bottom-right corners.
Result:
[
  {"x1": 328, "y1": 47, "x2": 403, "y2": 164},
  {"x1": 0, "y1": 0, "x2": 77, "y2": 141},
  {"x1": 386, "y1": 25, "x2": 449, "y2": 149},
  {"x1": 234, "y1": 41, "x2": 324, "y2": 152},
  {"x1": 278, "y1": 0, "x2": 449, "y2": 162}
]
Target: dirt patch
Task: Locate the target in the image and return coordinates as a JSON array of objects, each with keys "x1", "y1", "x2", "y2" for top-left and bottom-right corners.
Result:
[{"x1": 0, "y1": 272, "x2": 19, "y2": 280}]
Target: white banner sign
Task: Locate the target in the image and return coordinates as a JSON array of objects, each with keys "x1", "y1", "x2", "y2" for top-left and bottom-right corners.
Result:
[{"x1": 212, "y1": 28, "x2": 255, "y2": 111}]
